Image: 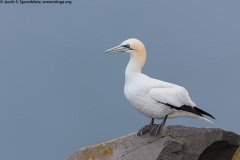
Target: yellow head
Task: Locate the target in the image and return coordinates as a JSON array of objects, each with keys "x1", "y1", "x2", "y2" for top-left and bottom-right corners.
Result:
[{"x1": 105, "y1": 38, "x2": 146, "y2": 68}]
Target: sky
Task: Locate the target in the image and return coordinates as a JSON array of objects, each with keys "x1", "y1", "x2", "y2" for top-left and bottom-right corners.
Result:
[{"x1": 0, "y1": 1, "x2": 240, "y2": 160}]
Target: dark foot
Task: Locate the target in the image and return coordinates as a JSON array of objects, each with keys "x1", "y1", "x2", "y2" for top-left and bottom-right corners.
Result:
[
  {"x1": 149, "y1": 115, "x2": 168, "y2": 136},
  {"x1": 137, "y1": 124, "x2": 156, "y2": 136},
  {"x1": 149, "y1": 124, "x2": 163, "y2": 136},
  {"x1": 137, "y1": 118, "x2": 155, "y2": 136}
]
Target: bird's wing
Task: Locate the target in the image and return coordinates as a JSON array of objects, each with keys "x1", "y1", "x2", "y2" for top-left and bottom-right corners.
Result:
[
  {"x1": 148, "y1": 87, "x2": 205, "y2": 116},
  {"x1": 149, "y1": 86, "x2": 194, "y2": 107},
  {"x1": 149, "y1": 87, "x2": 215, "y2": 119}
]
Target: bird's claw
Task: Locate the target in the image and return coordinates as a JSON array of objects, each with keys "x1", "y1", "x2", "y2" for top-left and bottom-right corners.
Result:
[
  {"x1": 149, "y1": 124, "x2": 163, "y2": 136},
  {"x1": 137, "y1": 124, "x2": 156, "y2": 136}
]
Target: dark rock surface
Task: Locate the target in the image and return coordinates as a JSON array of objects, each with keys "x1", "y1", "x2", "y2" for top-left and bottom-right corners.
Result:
[{"x1": 65, "y1": 125, "x2": 240, "y2": 160}]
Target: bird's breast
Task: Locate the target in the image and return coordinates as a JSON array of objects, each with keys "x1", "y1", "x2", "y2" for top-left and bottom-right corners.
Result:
[
  {"x1": 124, "y1": 83, "x2": 149, "y2": 104},
  {"x1": 124, "y1": 82, "x2": 173, "y2": 119},
  {"x1": 124, "y1": 84, "x2": 157, "y2": 115}
]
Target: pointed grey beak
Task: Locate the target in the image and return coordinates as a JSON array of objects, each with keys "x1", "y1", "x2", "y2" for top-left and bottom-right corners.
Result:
[{"x1": 105, "y1": 45, "x2": 128, "y2": 54}]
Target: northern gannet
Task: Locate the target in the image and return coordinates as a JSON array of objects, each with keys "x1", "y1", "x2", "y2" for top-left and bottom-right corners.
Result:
[{"x1": 105, "y1": 38, "x2": 215, "y2": 136}]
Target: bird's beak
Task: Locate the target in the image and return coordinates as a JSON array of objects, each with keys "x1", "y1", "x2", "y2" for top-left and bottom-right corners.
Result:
[{"x1": 105, "y1": 45, "x2": 127, "y2": 54}]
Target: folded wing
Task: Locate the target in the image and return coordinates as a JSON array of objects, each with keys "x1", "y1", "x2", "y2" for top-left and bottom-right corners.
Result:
[{"x1": 149, "y1": 87, "x2": 215, "y2": 119}]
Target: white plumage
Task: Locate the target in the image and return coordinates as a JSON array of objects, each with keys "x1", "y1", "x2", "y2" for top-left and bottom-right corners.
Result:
[{"x1": 105, "y1": 38, "x2": 215, "y2": 136}]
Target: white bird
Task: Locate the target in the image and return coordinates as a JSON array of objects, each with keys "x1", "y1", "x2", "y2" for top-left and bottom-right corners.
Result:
[{"x1": 105, "y1": 38, "x2": 215, "y2": 136}]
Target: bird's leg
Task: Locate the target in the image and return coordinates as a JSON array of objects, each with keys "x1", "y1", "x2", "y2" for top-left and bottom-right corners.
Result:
[
  {"x1": 149, "y1": 115, "x2": 168, "y2": 136},
  {"x1": 137, "y1": 118, "x2": 155, "y2": 136}
]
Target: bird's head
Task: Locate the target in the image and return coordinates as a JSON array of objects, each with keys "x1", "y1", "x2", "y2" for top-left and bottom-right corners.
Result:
[
  {"x1": 105, "y1": 38, "x2": 146, "y2": 56},
  {"x1": 105, "y1": 38, "x2": 147, "y2": 71}
]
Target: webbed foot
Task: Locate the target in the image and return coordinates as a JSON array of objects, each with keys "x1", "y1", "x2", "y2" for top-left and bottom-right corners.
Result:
[
  {"x1": 137, "y1": 118, "x2": 155, "y2": 136},
  {"x1": 137, "y1": 124, "x2": 156, "y2": 136},
  {"x1": 149, "y1": 124, "x2": 162, "y2": 136},
  {"x1": 149, "y1": 115, "x2": 168, "y2": 136}
]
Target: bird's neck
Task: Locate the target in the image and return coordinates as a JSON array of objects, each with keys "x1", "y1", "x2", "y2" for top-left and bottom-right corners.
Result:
[{"x1": 125, "y1": 50, "x2": 146, "y2": 79}]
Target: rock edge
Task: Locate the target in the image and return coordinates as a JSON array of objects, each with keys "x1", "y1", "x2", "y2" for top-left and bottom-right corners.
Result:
[{"x1": 65, "y1": 125, "x2": 240, "y2": 160}]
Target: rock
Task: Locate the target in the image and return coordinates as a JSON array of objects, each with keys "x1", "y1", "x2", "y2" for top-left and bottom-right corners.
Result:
[{"x1": 65, "y1": 125, "x2": 240, "y2": 160}]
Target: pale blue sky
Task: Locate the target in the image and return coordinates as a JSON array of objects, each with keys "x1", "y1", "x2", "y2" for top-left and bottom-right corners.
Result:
[{"x1": 0, "y1": 1, "x2": 240, "y2": 160}]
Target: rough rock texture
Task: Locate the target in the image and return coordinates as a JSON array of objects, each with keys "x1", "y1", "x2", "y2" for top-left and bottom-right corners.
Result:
[{"x1": 65, "y1": 125, "x2": 240, "y2": 160}]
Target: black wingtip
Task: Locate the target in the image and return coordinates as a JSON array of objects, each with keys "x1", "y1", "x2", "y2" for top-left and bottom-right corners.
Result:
[{"x1": 194, "y1": 107, "x2": 215, "y2": 119}]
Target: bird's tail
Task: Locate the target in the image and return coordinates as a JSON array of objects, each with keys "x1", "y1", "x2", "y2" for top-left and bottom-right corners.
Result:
[
  {"x1": 192, "y1": 106, "x2": 215, "y2": 124},
  {"x1": 197, "y1": 116, "x2": 215, "y2": 124},
  {"x1": 194, "y1": 106, "x2": 215, "y2": 119}
]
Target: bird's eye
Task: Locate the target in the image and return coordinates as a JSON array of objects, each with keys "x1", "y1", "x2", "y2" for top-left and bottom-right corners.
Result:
[{"x1": 122, "y1": 44, "x2": 131, "y2": 48}]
